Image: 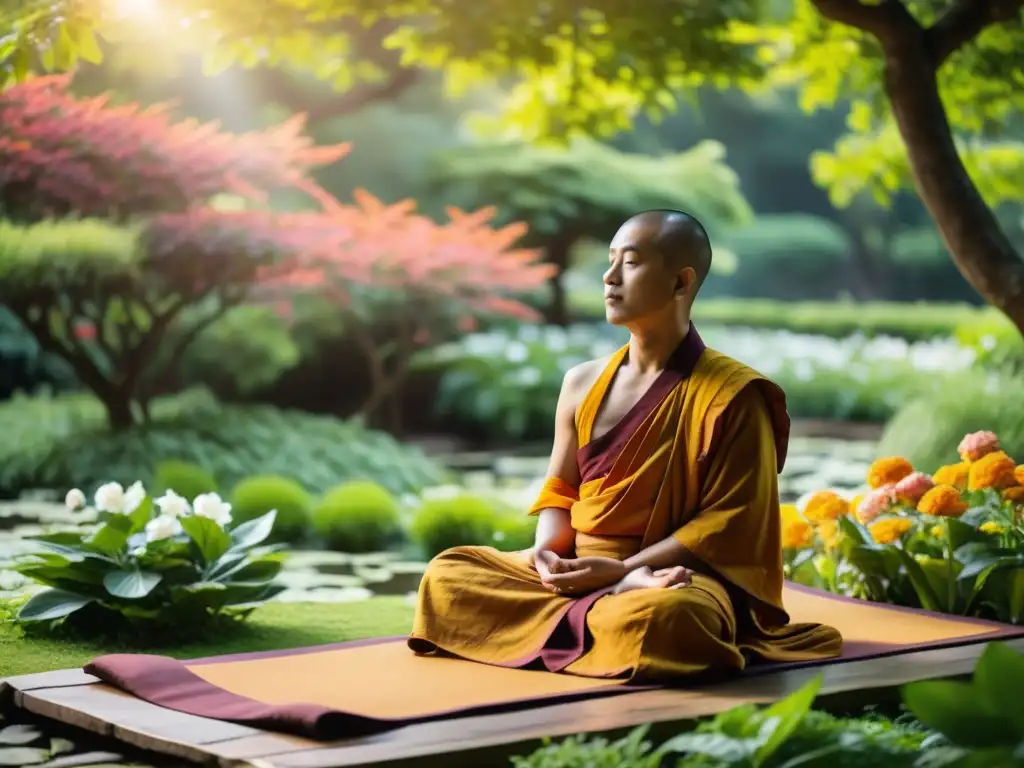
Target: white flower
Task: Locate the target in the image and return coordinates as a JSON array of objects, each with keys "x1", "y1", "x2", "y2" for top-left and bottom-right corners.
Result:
[
  {"x1": 64, "y1": 488, "x2": 86, "y2": 512},
  {"x1": 154, "y1": 490, "x2": 191, "y2": 518},
  {"x1": 145, "y1": 514, "x2": 182, "y2": 542},
  {"x1": 123, "y1": 481, "x2": 147, "y2": 514},
  {"x1": 193, "y1": 492, "x2": 232, "y2": 527},
  {"x1": 94, "y1": 482, "x2": 125, "y2": 513}
]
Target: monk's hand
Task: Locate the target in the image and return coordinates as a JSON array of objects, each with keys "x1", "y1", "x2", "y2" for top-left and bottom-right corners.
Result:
[
  {"x1": 541, "y1": 557, "x2": 627, "y2": 595},
  {"x1": 612, "y1": 566, "x2": 692, "y2": 595},
  {"x1": 531, "y1": 548, "x2": 567, "y2": 582}
]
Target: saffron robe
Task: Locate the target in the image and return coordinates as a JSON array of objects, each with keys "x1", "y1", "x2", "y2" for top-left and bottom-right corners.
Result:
[{"x1": 408, "y1": 328, "x2": 843, "y2": 681}]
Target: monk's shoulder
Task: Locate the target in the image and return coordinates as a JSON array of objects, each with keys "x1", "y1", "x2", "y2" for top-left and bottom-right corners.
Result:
[
  {"x1": 562, "y1": 357, "x2": 608, "y2": 405},
  {"x1": 697, "y1": 348, "x2": 781, "y2": 390}
]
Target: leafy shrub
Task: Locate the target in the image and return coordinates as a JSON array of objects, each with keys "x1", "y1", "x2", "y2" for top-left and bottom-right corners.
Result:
[
  {"x1": 312, "y1": 480, "x2": 403, "y2": 552},
  {"x1": 567, "y1": 292, "x2": 993, "y2": 342},
  {"x1": 410, "y1": 492, "x2": 503, "y2": 558},
  {"x1": 12, "y1": 479, "x2": 284, "y2": 641},
  {"x1": 154, "y1": 460, "x2": 219, "y2": 499},
  {"x1": 0, "y1": 390, "x2": 450, "y2": 500},
  {"x1": 515, "y1": 672, "x2": 927, "y2": 768},
  {"x1": 878, "y1": 371, "x2": 1024, "y2": 473},
  {"x1": 413, "y1": 323, "x2": 979, "y2": 437},
  {"x1": 955, "y1": 310, "x2": 1024, "y2": 373},
  {"x1": 230, "y1": 475, "x2": 312, "y2": 545},
  {"x1": 495, "y1": 513, "x2": 539, "y2": 551}
]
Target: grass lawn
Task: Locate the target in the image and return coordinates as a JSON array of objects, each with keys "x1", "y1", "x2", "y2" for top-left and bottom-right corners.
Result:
[{"x1": 0, "y1": 598, "x2": 416, "y2": 678}]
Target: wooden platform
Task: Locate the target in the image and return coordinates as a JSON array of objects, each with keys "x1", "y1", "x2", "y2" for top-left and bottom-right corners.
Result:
[{"x1": 4, "y1": 636, "x2": 1023, "y2": 768}]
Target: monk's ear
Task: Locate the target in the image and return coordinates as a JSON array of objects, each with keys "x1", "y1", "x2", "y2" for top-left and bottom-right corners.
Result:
[{"x1": 674, "y1": 267, "x2": 696, "y2": 298}]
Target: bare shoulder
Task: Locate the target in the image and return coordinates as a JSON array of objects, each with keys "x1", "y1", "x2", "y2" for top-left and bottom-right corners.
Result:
[{"x1": 560, "y1": 356, "x2": 609, "y2": 409}]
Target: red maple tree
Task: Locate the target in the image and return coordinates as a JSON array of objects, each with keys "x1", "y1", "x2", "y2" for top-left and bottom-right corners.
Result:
[
  {"x1": 0, "y1": 77, "x2": 552, "y2": 429},
  {"x1": 254, "y1": 190, "x2": 555, "y2": 423}
]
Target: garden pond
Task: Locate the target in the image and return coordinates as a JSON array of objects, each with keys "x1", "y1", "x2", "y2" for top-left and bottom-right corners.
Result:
[{"x1": 0, "y1": 436, "x2": 877, "y2": 604}]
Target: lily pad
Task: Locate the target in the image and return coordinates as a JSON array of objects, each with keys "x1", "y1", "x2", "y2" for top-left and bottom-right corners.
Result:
[
  {"x1": 37, "y1": 752, "x2": 125, "y2": 768},
  {"x1": 0, "y1": 746, "x2": 50, "y2": 766},
  {"x1": 0, "y1": 724, "x2": 44, "y2": 745}
]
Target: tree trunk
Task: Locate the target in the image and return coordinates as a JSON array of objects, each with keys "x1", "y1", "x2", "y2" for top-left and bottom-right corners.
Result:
[
  {"x1": 545, "y1": 236, "x2": 576, "y2": 326},
  {"x1": 882, "y1": 22, "x2": 1024, "y2": 332},
  {"x1": 100, "y1": 390, "x2": 136, "y2": 431}
]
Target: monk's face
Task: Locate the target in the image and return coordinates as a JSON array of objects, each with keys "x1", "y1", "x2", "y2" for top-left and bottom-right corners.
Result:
[{"x1": 603, "y1": 219, "x2": 690, "y2": 326}]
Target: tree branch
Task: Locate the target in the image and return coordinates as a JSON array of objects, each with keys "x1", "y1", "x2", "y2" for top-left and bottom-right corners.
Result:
[
  {"x1": 257, "y1": 66, "x2": 421, "y2": 124},
  {"x1": 809, "y1": 0, "x2": 906, "y2": 37},
  {"x1": 927, "y1": 0, "x2": 1024, "y2": 67}
]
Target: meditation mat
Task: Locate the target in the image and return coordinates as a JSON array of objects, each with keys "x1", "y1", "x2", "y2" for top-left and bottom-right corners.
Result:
[{"x1": 80, "y1": 583, "x2": 1024, "y2": 742}]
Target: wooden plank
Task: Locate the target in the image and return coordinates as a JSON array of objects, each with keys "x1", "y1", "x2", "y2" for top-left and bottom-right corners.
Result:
[
  {"x1": 17, "y1": 684, "x2": 262, "y2": 765},
  {"x1": 260, "y1": 638, "x2": 1024, "y2": 768},
  {"x1": 1, "y1": 668, "x2": 99, "y2": 691},
  {"x1": 8, "y1": 638, "x2": 1023, "y2": 768}
]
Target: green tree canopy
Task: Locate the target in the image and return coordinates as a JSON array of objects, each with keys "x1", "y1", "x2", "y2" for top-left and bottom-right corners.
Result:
[
  {"x1": 425, "y1": 137, "x2": 751, "y2": 322},
  {"x1": 3, "y1": 0, "x2": 1023, "y2": 329}
]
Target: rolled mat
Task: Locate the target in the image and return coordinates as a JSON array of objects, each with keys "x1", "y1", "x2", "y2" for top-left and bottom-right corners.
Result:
[{"x1": 84, "y1": 583, "x2": 1024, "y2": 740}]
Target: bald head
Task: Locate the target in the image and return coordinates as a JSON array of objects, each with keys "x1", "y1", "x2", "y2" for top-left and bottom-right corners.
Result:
[{"x1": 626, "y1": 209, "x2": 713, "y2": 289}]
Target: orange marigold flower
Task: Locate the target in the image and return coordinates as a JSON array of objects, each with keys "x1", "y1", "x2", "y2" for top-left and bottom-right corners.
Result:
[
  {"x1": 868, "y1": 517, "x2": 913, "y2": 545},
  {"x1": 917, "y1": 484, "x2": 968, "y2": 517},
  {"x1": 933, "y1": 462, "x2": 970, "y2": 490},
  {"x1": 867, "y1": 457, "x2": 914, "y2": 489},
  {"x1": 967, "y1": 451, "x2": 1017, "y2": 491},
  {"x1": 803, "y1": 490, "x2": 849, "y2": 523},
  {"x1": 1015, "y1": 465, "x2": 1024, "y2": 485},
  {"x1": 958, "y1": 430, "x2": 1000, "y2": 463},
  {"x1": 817, "y1": 519, "x2": 840, "y2": 550},
  {"x1": 782, "y1": 518, "x2": 813, "y2": 550},
  {"x1": 1003, "y1": 486, "x2": 1024, "y2": 503}
]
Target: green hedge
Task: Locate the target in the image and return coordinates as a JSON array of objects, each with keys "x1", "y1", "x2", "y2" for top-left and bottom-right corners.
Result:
[
  {"x1": 568, "y1": 294, "x2": 1001, "y2": 342},
  {"x1": 0, "y1": 389, "x2": 450, "y2": 500}
]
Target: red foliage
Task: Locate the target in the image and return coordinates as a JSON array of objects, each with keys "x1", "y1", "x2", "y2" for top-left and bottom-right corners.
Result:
[
  {"x1": 255, "y1": 189, "x2": 557, "y2": 321},
  {"x1": 0, "y1": 77, "x2": 552, "y2": 323},
  {"x1": 0, "y1": 75, "x2": 347, "y2": 221}
]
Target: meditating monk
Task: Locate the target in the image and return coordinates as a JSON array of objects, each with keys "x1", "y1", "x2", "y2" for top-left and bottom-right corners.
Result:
[{"x1": 409, "y1": 209, "x2": 843, "y2": 681}]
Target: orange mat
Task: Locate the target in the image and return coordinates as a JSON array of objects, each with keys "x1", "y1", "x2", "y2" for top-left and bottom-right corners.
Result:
[{"x1": 83, "y1": 583, "x2": 1024, "y2": 739}]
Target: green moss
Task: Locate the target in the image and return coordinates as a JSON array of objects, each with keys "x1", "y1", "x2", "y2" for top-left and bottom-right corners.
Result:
[{"x1": 0, "y1": 598, "x2": 414, "y2": 678}]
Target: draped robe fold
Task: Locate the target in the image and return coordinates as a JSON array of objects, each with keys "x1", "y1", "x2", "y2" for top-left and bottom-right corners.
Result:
[{"x1": 408, "y1": 327, "x2": 843, "y2": 681}]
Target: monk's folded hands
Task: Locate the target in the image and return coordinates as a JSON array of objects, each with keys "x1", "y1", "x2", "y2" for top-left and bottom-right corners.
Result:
[{"x1": 541, "y1": 555, "x2": 627, "y2": 594}]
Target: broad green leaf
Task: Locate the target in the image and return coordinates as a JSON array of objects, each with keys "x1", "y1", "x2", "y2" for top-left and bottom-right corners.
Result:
[
  {"x1": 894, "y1": 549, "x2": 944, "y2": 612},
  {"x1": 973, "y1": 642, "x2": 1024, "y2": 735},
  {"x1": 837, "y1": 515, "x2": 871, "y2": 548},
  {"x1": 127, "y1": 495, "x2": 154, "y2": 535},
  {"x1": 87, "y1": 515, "x2": 134, "y2": 555},
  {"x1": 754, "y1": 673, "x2": 822, "y2": 763},
  {"x1": 220, "y1": 558, "x2": 283, "y2": 584},
  {"x1": 102, "y1": 569, "x2": 162, "y2": 600},
  {"x1": 901, "y1": 679, "x2": 1014, "y2": 749},
  {"x1": 181, "y1": 516, "x2": 232, "y2": 565},
  {"x1": 16, "y1": 588, "x2": 93, "y2": 622},
  {"x1": 659, "y1": 732, "x2": 758, "y2": 762},
  {"x1": 229, "y1": 510, "x2": 277, "y2": 551}
]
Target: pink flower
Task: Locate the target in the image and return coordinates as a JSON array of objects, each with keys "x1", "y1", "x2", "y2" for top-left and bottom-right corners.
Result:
[
  {"x1": 855, "y1": 486, "x2": 898, "y2": 524},
  {"x1": 894, "y1": 472, "x2": 934, "y2": 505},
  {"x1": 958, "y1": 431, "x2": 1000, "y2": 463}
]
